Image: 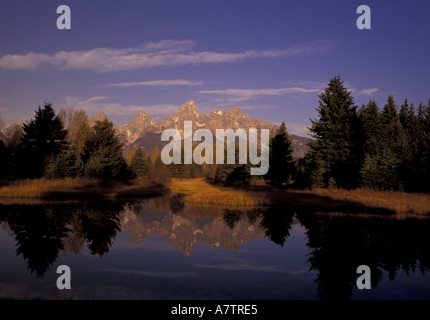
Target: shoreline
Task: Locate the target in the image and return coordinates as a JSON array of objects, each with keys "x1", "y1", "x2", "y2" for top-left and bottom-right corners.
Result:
[
  {"x1": 0, "y1": 177, "x2": 169, "y2": 201},
  {"x1": 0, "y1": 177, "x2": 429, "y2": 218}
]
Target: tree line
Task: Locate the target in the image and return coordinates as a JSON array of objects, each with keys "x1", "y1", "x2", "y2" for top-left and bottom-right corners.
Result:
[
  {"x1": 299, "y1": 76, "x2": 430, "y2": 192},
  {"x1": 0, "y1": 104, "x2": 173, "y2": 183},
  {"x1": 1, "y1": 76, "x2": 429, "y2": 193}
]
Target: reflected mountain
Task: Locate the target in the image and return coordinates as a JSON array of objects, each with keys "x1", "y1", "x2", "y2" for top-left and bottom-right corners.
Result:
[{"x1": 120, "y1": 197, "x2": 269, "y2": 256}]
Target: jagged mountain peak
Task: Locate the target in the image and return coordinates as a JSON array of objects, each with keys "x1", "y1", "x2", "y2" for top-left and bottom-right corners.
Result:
[
  {"x1": 174, "y1": 100, "x2": 197, "y2": 116},
  {"x1": 207, "y1": 108, "x2": 224, "y2": 116},
  {"x1": 88, "y1": 111, "x2": 108, "y2": 127},
  {"x1": 123, "y1": 110, "x2": 153, "y2": 126},
  {"x1": 227, "y1": 106, "x2": 242, "y2": 112},
  {"x1": 90, "y1": 111, "x2": 107, "y2": 119},
  {"x1": 118, "y1": 110, "x2": 156, "y2": 144}
]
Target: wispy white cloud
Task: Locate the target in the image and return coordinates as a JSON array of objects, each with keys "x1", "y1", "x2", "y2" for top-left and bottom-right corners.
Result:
[
  {"x1": 355, "y1": 88, "x2": 379, "y2": 96},
  {"x1": 197, "y1": 87, "x2": 321, "y2": 102},
  {"x1": 103, "y1": 79, "x2": 203, "y2": 87},
  {"x1": 0, "y1": 39, "x2": 336, "y2": 72}
]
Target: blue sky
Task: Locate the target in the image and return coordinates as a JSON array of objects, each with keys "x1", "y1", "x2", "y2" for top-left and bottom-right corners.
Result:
[{"x1": 0, "y1": 0, "x2": 429, "y2": 136}]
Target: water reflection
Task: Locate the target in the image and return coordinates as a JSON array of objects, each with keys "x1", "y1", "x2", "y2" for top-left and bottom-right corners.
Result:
[
  {"x1": 222, "y1": 207, "x2": 295, "y2": 247},
  {"x1": 1, "y1": 196, "x2": 430, "y2": 300},
  {"x1": 298, "y1": 213, "x2": 430, "y2": 300},
  {"x1": 122, "y1": 197, "x2": 266, "y2": 256},
  {"x1": 0, "y1": 201, "x2": 123, "y2": 277}
]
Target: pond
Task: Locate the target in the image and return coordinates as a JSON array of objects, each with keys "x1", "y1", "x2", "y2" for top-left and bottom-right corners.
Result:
[{"x1": 1, "y1": 195, "x2": 430, "y2": 300}]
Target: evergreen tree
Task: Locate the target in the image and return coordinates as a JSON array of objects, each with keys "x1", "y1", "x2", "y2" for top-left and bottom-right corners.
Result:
[
  {"x1": 380, "y1": 96, "x2": 407, "y2": 190},
  {"x1": 359, "y1": 151, "x2": 401, "y2": 191},
  {"x1": 300, "y1": 148, "x2": 327, "y2": 189},
  {"x1": 380, "y1": 95, "x2": 402, "y2": 149},
  {"x1": 0, "y1": 140, "x2": 9, "y2": 179},
  {"x1": 18, "y1": 103, "x2": 68, "y2": 178},
  {"x1": 416, "y1": 100, "x2": 430, "y2": 192},
  {"x1": 81, "y1": 118, "x2": 129, "y2": 180},
  {"x1": 44, "y1": 150, "x2": 77, "y2": 179},
  {"x1": 214, "y1": 143, "x2": 252, "y2": 184},
  {"x1": 129, "y1": 147, "x2": 148, "y2": 178},
  {"x1": 305, "y1": 76, "x2": 359, "y2": 189},
  {"x1": 265, "y1": 122, "x2": 296, "y2": 186},
  {"x1": 357, "y1": 100, "x2": 383, "y2": 157}
]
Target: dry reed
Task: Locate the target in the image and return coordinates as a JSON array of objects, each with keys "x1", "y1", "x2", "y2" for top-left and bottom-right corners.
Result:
[
  {"x1": 168, "y1": 178, "x2": 268, "y2": 207},
  {"x1": 303, "y1": 188, "x2": 430, "y2": 215}
]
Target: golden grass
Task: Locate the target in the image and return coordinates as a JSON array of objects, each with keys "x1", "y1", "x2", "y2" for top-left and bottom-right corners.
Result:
[
  {"x1": 303, "y1": 188, "x2": 430, "y2": 215},
  {"x1": 169, "y1": 178, "x2": 430, "y2": 216},
  {"x1": 0, "y1": 178, "x2": 85, "y2": 198},
  {"x1": 0, "y1": 177, "x2": 167, "y2": 200},
  {"x1": 2, "y1": 177, "x2": 428, "y2": 217},
  {"x1": 168, "y1": 178, "x2": 268, "y2": 207}
]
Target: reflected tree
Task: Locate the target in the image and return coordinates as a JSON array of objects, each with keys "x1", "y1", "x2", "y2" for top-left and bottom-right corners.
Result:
[
  {"x1": 298, "y1": 212, "x2": 430, "y2": 300},
  {"x1": 223, "y1": 209, "x2": 244, "y2": 230},
  {"x1": 222, "y1": 207, "x2": 295, "y2": 247},
  {"x1": 259, "y1": 206, "x2": 295, "y2": 247},
  {"x1": 0, "y1": 201, "x2": 125, "y2": 277},
  {"x1": 77, "y1": 201, "x2": 123, "y2": 256},
  {"x1": 169, "y1": 193, "x2": 186, "y2": 214},
  {"x1": 2, "y1": 204, "x2": 72, "y2": 278}
]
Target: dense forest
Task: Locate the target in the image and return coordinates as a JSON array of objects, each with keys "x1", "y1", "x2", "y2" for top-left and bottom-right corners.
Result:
[
  {"x1": 300, "y1": 76, "x2": 430, "y2": 193},
  {"x1": 0, "y1": 76, "x2": 429, "y2": 193}
]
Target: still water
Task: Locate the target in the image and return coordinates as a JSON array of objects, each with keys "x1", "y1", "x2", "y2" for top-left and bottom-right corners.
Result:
[{"x1": 1, "y1": 195, "x2": 430, "y2": 300}]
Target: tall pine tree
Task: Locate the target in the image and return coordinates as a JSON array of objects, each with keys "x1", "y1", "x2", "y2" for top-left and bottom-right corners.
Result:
[
  {"x1": 305, "y1": 76, "x2": 359, "y2": 189},
  {"x1": 18, "y1": 103, "x2": 68, "y2": 178},
  {"x1": 265, "y1": 122, "x2": 296, "y2": 186},
  {"x1": 81, "y1": 118, "x2": 129, "y2": 181},
  {"x1": 130, "y1": 147, "x2": 149, "y2": 178}
]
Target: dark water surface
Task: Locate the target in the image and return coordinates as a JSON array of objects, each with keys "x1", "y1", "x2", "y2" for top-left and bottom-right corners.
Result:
[{"x1": 1, "y1": 196, "x2": 430, "y2": 300}]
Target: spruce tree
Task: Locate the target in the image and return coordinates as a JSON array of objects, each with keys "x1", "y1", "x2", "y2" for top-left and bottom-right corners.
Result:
[
  {"x1": 0, "y1": 140, "x2": 9, "y2": 179},
  {"x1": 380, "y1": 96, "x2": 407, "y2": 190},
  {"x1": 416, "y1": 100, "x2": 430, "y2": 192},
  {"x1": 265, "y1": 122, "x2": 296, "y2": 186},
  {"x1": 357, "y1": 100, "x2": 382, "y2": 157},
  {"x1": 380, "y1": 95, "x2": 402, "y2": 150},
  {"x1": 81, "y1": 118, "x2": 128, "y2": 180},
  {"x1": 19, "y1": 103, "x2": 68, "y2": 178},
  {"x1": 44, "y1": 150, "x2": 77, "y2": 179},
  {"x1": 130, "y1": 147, "x2": 148, "y2": 178},
  {"x1": 306, "y1": 76, "x2": 359, "y2": 189}
]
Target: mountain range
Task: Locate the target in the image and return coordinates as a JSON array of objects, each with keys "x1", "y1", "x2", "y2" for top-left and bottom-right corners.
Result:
[
  {"x1": 101, "y1": 100, "x2": 309, "y2": 158},
  {"x1": 1, "y1": 100, "x2": 310, "y2": 158}
]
